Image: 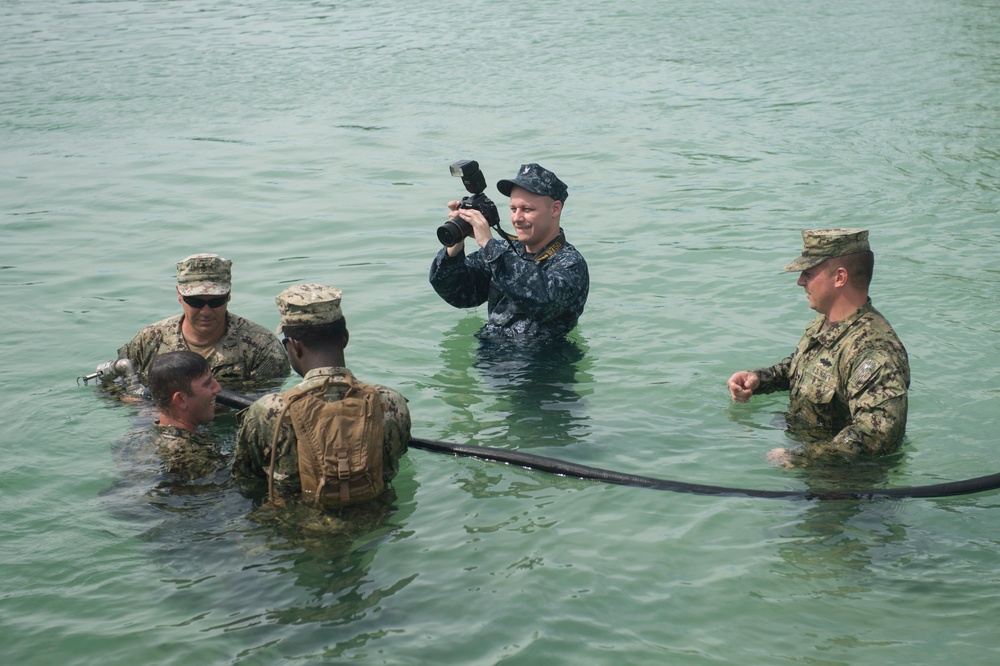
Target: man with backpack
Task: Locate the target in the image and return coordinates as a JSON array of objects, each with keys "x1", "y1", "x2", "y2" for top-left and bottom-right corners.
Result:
[{"x1": 232, "y1": 284, "x2": 411, "y2": 506}]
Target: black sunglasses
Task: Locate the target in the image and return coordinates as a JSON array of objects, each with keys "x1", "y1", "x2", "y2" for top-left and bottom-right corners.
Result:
[{"x1": 182, "y1": 294, "x2": 229, "y2": 309}]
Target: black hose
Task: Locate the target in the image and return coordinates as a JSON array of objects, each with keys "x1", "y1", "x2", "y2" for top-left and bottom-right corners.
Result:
[
  {"x1": 217, "y1": 388, "x2": 255, "y2": 410},
  {"x1": 409, "y1": 437, "x2": 1000, "y2": 501},
  {"x1": 216, "y1": 388, "x2": 1000, "y2": 501}
]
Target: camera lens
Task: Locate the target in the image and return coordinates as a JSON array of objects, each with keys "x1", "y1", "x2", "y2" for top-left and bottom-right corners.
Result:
[{"x1": 436, "y1": 218, "x2": 472, "y2": 246}]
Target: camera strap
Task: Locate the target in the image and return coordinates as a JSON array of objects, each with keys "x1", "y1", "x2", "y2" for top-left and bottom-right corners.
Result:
[
  {"x1": 492, "y1": 226, "x2": 566, "y2": 263},
  {"x1": 531, "y1": 231, "x2": 566, "y2": 263}
]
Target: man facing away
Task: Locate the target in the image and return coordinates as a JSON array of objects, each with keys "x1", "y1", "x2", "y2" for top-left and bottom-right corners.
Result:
[
  {"x1": 727, "y1": 229, "x2": 910, "y2": 466},
  {"x1": 117, "y1": 253, "x2": 290, "y2": 390},
  {"x1": 233, "y1": 285, "x2": 411, "y2": 506},
  {"x1": 429, "y1": 163, "x2": 589, "y2": 339}
]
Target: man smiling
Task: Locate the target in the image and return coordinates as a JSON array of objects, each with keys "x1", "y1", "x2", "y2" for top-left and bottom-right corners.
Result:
[
  {"x1": 727, "y1": 229, "x2": 910, "y2": 466},
  {"x1": 429, "y1": 163, "x2": 589, "y2": 339},
  {"x1": 117, "y1": 253, "x2": 289, "y2": 389},
  {"x1": 122, "y1": 350, "x2": 228, "y2": 480}
]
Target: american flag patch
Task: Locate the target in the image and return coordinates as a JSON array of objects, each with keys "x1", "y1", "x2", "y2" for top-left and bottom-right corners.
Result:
[{"x1": 851, "y1": 358, "x2": 877, "y2": 386}]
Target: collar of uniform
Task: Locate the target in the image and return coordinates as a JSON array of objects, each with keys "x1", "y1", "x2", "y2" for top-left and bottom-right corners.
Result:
[
  {"x1": 175, "y1": 312, "x2": 232, "y2": 348},
  {"x1": 153, "y1": 421, "x2": 201, "y2": 443},
  {"x1": 302, "y1": 366, "x2": 352, "y2": 382},
  {"x1": 806, "y1": 300, "x2": 875, "y2": 348}
]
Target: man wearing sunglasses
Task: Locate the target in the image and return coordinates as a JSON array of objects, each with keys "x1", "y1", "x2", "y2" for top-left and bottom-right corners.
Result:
[{"x1": 116, "y1": 253, "x2": 290, "y2": 390}]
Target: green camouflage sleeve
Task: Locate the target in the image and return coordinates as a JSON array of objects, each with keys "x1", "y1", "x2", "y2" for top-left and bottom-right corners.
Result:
[
  {"x1": 377, "y1": 386, "x2": 411, "y2": 484},
  {"x1": 753, "y1": 356, "x2": 792, "y2": 394},
  {"x1": 241, "y1": 325, "x2": 291, "y2": 381},
  {"x1": 117, "y1": 317, "x2": 182, "y2": 380},
  {"x1": 233, "y1": 394, "x2": 298, "y2": 487}
]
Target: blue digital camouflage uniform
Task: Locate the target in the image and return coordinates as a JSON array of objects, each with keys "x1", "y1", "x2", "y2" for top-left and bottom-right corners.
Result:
[
  {"x1": 232, "y1": 367, "x2": 411, "y2": 496},
  {"x1": 117, "y1": 313, "x2": 290, "y2": 388},
  {"x1": 428, "y1": 233, "x2": 589, "y2": 339},
  {"x1": 753, "y1": 300, "x2": 910, "y2": 462}
]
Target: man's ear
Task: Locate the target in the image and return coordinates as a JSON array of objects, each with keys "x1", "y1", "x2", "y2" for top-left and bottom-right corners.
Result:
[
  {"x1": 834, "y1": 266, "x2": 849, "y2": 287},
  {"x1": 285, "y1": 338, "x2": 304, "y2": 360},
  {"x1": 551, "y1": 199, "x2": 563, "y2": 217},
  {"x1": 171, "y1": 390, "x2": 188, "y2": 411}
]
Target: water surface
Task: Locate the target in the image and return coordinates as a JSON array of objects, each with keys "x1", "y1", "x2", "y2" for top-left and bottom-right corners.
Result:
[{"x1": 3, "y1": 0, "x2": 999, "y2": 664}]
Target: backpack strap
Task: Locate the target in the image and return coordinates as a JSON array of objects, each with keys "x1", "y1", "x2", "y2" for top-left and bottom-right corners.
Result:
[{"x1": 266, "y1": 378, "x2": 332, "y2": 507}]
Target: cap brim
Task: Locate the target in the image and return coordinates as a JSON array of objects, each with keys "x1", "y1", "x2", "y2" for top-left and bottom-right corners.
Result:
[
  {"x1": 496, "y1": 178, "x2": 518, "y2": 197},
  {"x1": 783, "y1": 255, "x2": 827, "y2": 272}
]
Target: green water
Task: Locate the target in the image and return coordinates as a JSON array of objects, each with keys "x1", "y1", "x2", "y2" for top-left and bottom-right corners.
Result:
[{"x1": 3, "y1": 0, "x2": 999, "y2": 664}]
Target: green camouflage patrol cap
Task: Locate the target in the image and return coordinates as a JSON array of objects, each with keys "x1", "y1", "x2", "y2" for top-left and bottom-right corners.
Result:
[
  {"x1": 176, "y1": 253, "x2": 232, "y2": 296},
  {"x1": 497, "y1": 163, "x2": 568, "y2": 202},
  {"x1": 275, "y1": 284, "x2": 343, "y2": 334},
  {"x1": 784, "y1": 229, "x2": 870, "y2": 272}
]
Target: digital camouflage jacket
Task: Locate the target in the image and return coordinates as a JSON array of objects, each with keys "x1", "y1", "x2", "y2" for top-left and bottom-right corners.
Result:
[
  {"x1": 429, "y1": 233, "x2": 589, "y2": 339},
  {"x1": 117, "y1": 312, "x2": 290, "y2": 387},
  {"x1": 150, "y1": 423, "x2": 228, "y2": 480},
  {"x1": 753, "y1": 301, "x2": 910, "y2": 461}
]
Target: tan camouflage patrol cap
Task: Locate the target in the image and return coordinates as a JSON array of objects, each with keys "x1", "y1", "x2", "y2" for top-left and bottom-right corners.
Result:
[
  {"x1": 783, "y1": 229, "x2": 870, "y2": 272},
  {"x1": 275, "y1": 284, "x2": 344, "y2": 333},
  {"x1": 176, "y1": 253, "x2": 232, "y2": 296}
]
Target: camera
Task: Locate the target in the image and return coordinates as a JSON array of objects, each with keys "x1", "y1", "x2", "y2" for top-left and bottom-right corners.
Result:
[{"x1": 436, "y1": 160, "x2": 501, "y2": 246}]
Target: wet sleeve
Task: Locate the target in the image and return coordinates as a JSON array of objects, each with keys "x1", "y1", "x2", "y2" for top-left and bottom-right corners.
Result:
[
  {"x1": 117, "y1": 327, "x2": 159, "y2": 380},
  {"x1": 428, "y1": 246, "x2": 493, "y2": 308},
  {"x1": 233, "y1": 401, "x2": 274, "y2": 480},
  {"x1": 378, "y1": 387, "x2": 412, "y2": 484},
  {"x1": 752, "y1": 356, "x2": 792, "y2": 394}
]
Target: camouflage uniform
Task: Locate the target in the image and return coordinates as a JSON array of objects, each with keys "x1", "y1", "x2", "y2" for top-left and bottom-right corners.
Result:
[
  {"x1": 116, "y1": 253, "x2": 290, "y2": 387},
  {"x1": 429, "y1": 163, "x2": 589, "y2": 339},
  {"x1": 751, "y1": 228, "x2": 910, "y2": 462},
  {"x1": 122, "y1": 423, "x2": 228, "y2": 481},
  {"x1": 117, "y1": 313, "x2": 289, "y2": 386},
  {"x1": 232, "y1": 284, "x2": 411, "y2": 497},
  {"x1": 233, "y1": 366, "x2": 411, "y2": 494}
]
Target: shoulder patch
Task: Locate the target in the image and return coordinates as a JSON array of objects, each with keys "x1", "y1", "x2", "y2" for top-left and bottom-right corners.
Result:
[{"x1": 850, "y1": 355, "x2": 882, "y2": 389}]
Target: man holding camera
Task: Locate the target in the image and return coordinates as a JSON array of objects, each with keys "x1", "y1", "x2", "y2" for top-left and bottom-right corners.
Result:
[{"x1": 429, "y1": 163, "x2": 589, "y2": 339}]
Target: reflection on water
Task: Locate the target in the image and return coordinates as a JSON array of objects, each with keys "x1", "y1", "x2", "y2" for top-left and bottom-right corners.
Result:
[
  {"x1": 771, "y1": 458, "x2": 909, "y2": 595},
  {"x1": 243, "y1": 490, "x2": 418, "y2": 621},
  {"x1": 101, "y1": 402, "x2": 419, "y2": 651},
  {"x1": 771, "y1": 499, "x2": 911, "y2": 611},
  {"x1": 433, "y1": 321, "x2": 594, "y2": 449}
]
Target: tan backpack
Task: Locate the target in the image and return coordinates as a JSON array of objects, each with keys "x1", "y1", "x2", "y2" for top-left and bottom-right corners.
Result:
[{"x1": 267, "y1": 374, "x2": 385, "y2": 507}]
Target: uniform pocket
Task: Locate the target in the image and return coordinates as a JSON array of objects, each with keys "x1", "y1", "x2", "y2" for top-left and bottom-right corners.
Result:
[{"x1": 799, "y1": 364, "x2": 836, "y2": 405}]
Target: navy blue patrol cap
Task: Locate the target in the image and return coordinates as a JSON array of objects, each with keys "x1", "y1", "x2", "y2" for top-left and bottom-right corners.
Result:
[{"x1": 496, "y1": 163, "x2": 568, "y2": 203}]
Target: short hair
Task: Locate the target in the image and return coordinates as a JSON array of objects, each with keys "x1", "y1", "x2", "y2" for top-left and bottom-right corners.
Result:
[
  {"x1": 282, "y1": 317, "x2": 348, "y2": 350},
  {"x1": 148, "y1": 351, "x2": 210, "y2": 410},
  {"x1": 830, "y1": 250, "x2": 875, "y2": 290}
]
